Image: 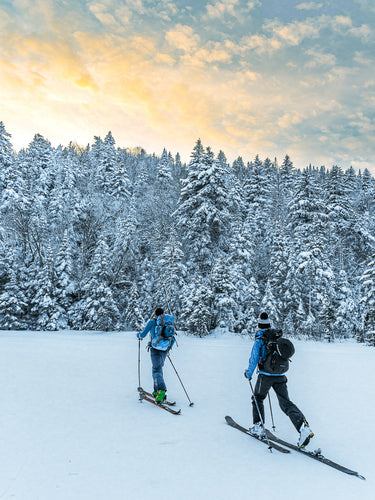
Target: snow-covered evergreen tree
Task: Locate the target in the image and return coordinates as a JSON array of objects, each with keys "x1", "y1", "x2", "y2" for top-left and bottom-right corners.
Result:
[
  {"x1": 287, "y1": 167, "x2": 334, "y2": 337},
  {"x1": 360, "y1": 253, "x2": 375, "y2": 346},
  {"x1": 153, "y1": 229, "x2": 186, "y2": 319},
  {"x1": 175, "y1": 140, "x2": 233, "y2": 272},
  {"x1": 180, "y1": 282, "x2": 213, "y2": 337},
  {"x1": 0, "y1": 267, "x2": 28, "y2": 329},
  {"x1": 0, "y1": 121, "x2": 15, "y2": 193},
  {"x1": 124, "y1": 282, "x2": 144, "y2": 331}
]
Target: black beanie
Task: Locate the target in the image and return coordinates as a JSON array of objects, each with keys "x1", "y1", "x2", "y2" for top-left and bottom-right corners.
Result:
[
  {"x1": 258, "y1": 312, "x2": 271, "y2": 329},
  {"x1": 155, "y1": 307, "x2": 164, "y2": 316}
]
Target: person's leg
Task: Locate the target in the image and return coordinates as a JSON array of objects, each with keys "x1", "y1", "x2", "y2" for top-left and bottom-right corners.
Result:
[
  {"x1": 150, "y1": 348, "x2": 167, "y2": 392},
  {"x1": 272, "y1": 376, "x2": 305, "y2": 431},
  {"x1": 252, "y1": 374, "x2": 273, "y2": 424}
]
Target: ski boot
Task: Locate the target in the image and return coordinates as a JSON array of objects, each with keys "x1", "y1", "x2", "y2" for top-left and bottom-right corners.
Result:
[
  {"x1": 249, "y1": 422, "x2": 266, "y2": 439},
  {"x1": 155, "y1": 390, "x2": 166, "y2": 403},
  {"x1": 298, "y1": 421, "x2": 314, "y2": 448}
]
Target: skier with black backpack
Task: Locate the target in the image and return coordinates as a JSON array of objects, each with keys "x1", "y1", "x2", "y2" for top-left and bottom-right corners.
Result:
[
  {"x1": 244, "y1": 312, "x2": 314, "y2": 448},
  {"x1": 137, "y1": 307, "x2": 176, "y2": 403}
]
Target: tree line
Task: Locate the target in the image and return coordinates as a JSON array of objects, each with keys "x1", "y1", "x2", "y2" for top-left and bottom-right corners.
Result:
[{"x1": 0, "y1": 121, "x2": 375, "y2": 345}]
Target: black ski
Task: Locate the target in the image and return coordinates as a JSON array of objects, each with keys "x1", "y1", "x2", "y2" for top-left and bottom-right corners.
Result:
[
  {"x1": 265, "y1": 429, "x2": 365, "y2": 480},
  {"x1": 138, "y1": 388, "x2": 181, "y2": 415},
  {"x1": 137, "y1": 387, "x2": 176, "y2": 406},
  {"x1": 225, "y1": 416, "x2": 290, "y2": 454}
]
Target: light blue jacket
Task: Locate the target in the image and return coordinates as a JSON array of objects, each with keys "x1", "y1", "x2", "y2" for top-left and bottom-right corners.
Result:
[
  {"x1": 137, "y1": 318, "x2": 156, "y2": 340},
  {"x1": 137, "y1": 315, "x2": 175, "y2": 351},
  {"x1": 245, "y1": 329, "x2": 284, "y2": 378}
]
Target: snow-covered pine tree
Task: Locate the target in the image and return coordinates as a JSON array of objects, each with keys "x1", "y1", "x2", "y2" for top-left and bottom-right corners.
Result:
[
  {"x1": 124, "y1": 282, "x2": 144, "y2": 331},
  {"x1": 0, "y1": 121, "x2": 15, "y2": 193},
  {"x1": 210, "y1": 257, "x2": 237, "y2": 332},
  {"x1": 30, "y1": 246, "x2": 63, "y2": 331},
  {"x1": 175, "y1": 140, "x2": 233, "y2": 273},
  {"x1": 232, "y1": 156, "x2": 247, "y2": 182},
  {"x1": 324, "y1": 164, "x2": 356, "y2": 271},
  {"x1": 79, "y1": 235, "x2": 121, "y2": 331},
  {"x1": 267, "y1": 224, "x2": 289, "y2": 319},
  {"x1": 153, "y1": 228, "x2": 186, "y2": 319},
  {"x1": 287, "y1": 167, "x2": 334, "y2": 337},
  {"x1": 180, "y1": 281, "x2": 213, "y2": 336},
  {"x1": 360, "y1": 253, "x2": 375, "y2": 346},
  {"x1": 0, "y1": 266, "x2": 28, "y2": 329},
  {"x1": 279, "y1": 154, "x2": 295, "y2": 220},
  {"x1": 260, "y1": 280, "x2": 279, "y2": 324},
  {"x1": 54, "y1": 230, "x2": 75, "y2": 328},
  {"x1": 333, "y1": 270, "x2": 358, "y2": 340},
  {"x1": 244, "y1": 154, "x2": 273, "y2": 281}
]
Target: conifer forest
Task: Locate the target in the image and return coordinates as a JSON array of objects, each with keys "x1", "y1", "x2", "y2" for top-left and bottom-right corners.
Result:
[{"x1": 1, "y1": 121, "x2": 375, "y2": 345}]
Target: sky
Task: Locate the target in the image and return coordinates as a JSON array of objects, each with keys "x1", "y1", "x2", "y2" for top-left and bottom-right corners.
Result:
[{"x1": 1, "y1": 0, "x2": 375, "y2": 171}]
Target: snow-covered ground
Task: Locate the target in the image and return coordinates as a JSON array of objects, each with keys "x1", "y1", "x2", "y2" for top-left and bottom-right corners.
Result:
[{"x1": 0, "y1": 330, "x2": 373, "y2": 500}]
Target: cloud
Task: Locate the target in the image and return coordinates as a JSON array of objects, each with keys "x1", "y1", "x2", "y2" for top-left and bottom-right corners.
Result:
[
  {"x1": 165, "y1": 24, "x2": 200, "y2": 52},
  {"x1": 241, "y1": 18, "x2": 320, "y2": 53},
  {"x1": 349, "y1": 24, "x2": 372, "y2": 40},
  {"x1": 247, "y1": 1, "x2": 261, "y2": 9},
  {"x1": 304, "y1": 48, "x2": 336, "y2": 67},
  {"x1": 205, "y1": 0, "x2": 240, "y2": 19},
  {"x1": 89, "y1": 3, "x2": 117, "y2": 26},
  {"x1": 1, "y1": 0, "x2": 375, "y2": 172},
  {"x1": 240, "y1": 14, "x2": 373, "y2": 55},
  {"x1": 296, "y1": 2, "x2": 324, "y2": 10}
]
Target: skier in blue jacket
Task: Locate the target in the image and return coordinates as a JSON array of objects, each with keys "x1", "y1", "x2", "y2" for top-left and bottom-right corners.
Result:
[
  {"x1": 137, "y1": 307, "x2": 171, "y2": 403},
  {"x1": 244, "y1": 312, "x2": 314, "y2": 448}
]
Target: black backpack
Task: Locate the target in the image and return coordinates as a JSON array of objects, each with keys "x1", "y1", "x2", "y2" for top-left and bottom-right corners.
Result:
[{"x1": 258, "y1": 328, "x2": 295, "y2": 374}]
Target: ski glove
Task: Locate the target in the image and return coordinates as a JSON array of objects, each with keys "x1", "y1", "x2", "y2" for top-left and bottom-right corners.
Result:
[
  {"x1": 137, "y1": 333, "x2": 143, "y2": 340},
  {"x1": 244, "y1": 371, "x2": 251, "y2": 380}
]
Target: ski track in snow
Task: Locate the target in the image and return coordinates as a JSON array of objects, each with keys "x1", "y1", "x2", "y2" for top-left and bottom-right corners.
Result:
[{"x1": 0, "y1": 330, "x2": 373, "y2": 500}]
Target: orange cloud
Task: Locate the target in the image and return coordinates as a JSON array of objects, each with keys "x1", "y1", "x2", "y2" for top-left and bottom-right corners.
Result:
[{"x1": 1, "y1": 2, "x2": 374, "y2": 171}]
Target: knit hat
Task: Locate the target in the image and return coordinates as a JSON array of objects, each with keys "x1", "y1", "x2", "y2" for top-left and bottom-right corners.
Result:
[
  {"x1": 258, "y1": 312, "x2": 271, "y2": 329},
  {"x1": 155, "y1": 307, "x2": 164, "y2": 316}
]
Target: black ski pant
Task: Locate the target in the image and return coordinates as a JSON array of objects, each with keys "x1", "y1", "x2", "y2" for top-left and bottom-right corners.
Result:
[{"x1": 252, "y1": 374, "x2": 305, "y2": 431}]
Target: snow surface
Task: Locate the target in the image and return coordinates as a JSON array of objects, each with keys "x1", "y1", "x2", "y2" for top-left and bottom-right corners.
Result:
[{"x1": 0, "y1": 330, "x2": 373, "y2": 500}]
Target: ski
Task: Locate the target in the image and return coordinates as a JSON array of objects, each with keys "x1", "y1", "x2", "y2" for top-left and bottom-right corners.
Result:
[
  {"x1": 265, "y1": 429, "x2": 365, "y2": 480},
  {"x1": 225, "y1": 416, "x2": 290, "y2": 454},
  {"x1": 138, "y1": 389, "x2": 181, "y2": 415},
  {"x1": 137, "y1": 387, "x2": 176, "y2": 406}
]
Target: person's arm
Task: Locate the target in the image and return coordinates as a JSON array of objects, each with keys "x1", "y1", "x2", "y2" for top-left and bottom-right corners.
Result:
[
  {"x1": 244, "y1": 339, "x2": 261, "y2": 379},
  {"x1": 137, "y1": 319, "x2": 155, "y2": 339}
]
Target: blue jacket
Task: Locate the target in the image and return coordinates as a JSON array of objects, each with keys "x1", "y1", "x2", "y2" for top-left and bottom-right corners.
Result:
[
  {"x1": 137, "y1": 318, "x2": 156, "y2": 340},
  {"x1": 245, "y1": 329, "x2": 283, "y2": 378},
  {"x1": 137, "y1": 315, "x2": 175, "y2": 351}
]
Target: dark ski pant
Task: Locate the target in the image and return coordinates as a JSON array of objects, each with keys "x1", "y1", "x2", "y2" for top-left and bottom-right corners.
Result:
[
  {"x1": 150, "y1": 347, "x2": 168, "y2": 392},
  {"x1": 252, "y1": 374, "x2": 305, "y2": 431}
]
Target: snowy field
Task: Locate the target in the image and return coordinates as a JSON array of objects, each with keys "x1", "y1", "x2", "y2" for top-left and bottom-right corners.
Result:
[{"x1": 0, "y1": 330, "x2": 374, "y2": 500}]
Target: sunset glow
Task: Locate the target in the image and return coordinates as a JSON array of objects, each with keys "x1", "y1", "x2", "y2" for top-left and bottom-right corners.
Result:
[{"x1": 1, "y1": 0, "x2": 374, "y2": 169}]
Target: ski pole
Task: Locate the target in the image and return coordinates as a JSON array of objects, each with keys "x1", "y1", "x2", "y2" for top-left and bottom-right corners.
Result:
[
  {"x1": 268, "y1": 393, "x2": 276, "y2": 431},
  {"x1": 249, "y1": 380, "x2": 273, "y2": 452},
  {"x1": 167, "y1": 354, "x2": 194, "y2": 406},
  {"x1": 137, "y1": 338, "x2": 142, "y2": 399}
]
